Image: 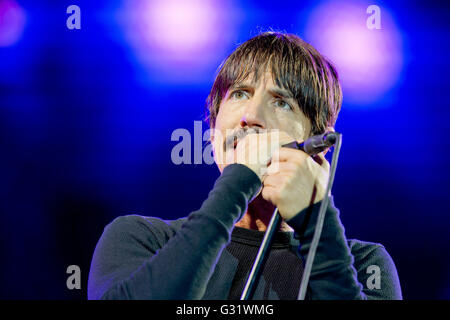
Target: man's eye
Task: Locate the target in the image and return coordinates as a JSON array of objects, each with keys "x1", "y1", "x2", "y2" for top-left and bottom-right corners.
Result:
[
  {"x1": 274, "y1": 99, "x2": 292, "y2": 111},
  {"x1": 230, "y1": 90, "x2": 248, "y2": 100}
]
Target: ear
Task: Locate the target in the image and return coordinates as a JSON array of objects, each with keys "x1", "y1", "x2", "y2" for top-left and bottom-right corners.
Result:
[{"x1": 323, "y1": 126, "x2": 335, "y2": 157}]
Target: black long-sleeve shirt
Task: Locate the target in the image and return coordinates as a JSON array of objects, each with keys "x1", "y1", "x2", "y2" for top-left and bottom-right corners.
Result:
[{"x1": 88, "y1": 164, "x2": 402, "y2": 300}]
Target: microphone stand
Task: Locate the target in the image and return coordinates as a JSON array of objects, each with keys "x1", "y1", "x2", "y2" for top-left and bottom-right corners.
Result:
[
  {"x1": 240, "y1": 207, "x2": 282, "y2": 300},
  {"x1": 240, "y1": 132, "x2": 340, "y2": 300}
]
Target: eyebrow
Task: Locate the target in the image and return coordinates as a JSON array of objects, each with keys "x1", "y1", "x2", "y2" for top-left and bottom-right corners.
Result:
[
  {"x1": 269, "y1": 88, "x2": 294, "y2": 100},
  {"x1": 228, "y1": 83, "x2": 294, "y2": 100},
  {"x1": 228, "y1": 83, "x2": 253, "y2": 92}
]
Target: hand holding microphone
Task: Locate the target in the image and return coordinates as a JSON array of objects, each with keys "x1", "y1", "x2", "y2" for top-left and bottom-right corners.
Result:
[{"x1": 230, "y1": 129, "x2": 336, "y2": 220}]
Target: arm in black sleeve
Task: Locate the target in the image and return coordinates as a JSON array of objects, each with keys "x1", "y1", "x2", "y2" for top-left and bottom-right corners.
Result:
[
  {"x1": 285, "y1": 197, "x2": 402, "y2": 300},
  {"x1": 351, "y1": 241, "x2": 403, "y2": 300},
  {"x1": 88, "y1": 164, "x2": 261, "y2": 300}
]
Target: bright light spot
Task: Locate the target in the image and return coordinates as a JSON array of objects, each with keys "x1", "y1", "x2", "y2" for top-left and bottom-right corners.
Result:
[
  {"x1": 303, "y1": 1, "x2": 404, "y2": 105},
  {"x1": 145, "y1": 0, "x2": 220, "y2": 59},
  {"x1": 115, "y1": 0, "x2": 240, "y2": 82},
  {"x1": 0, "y1": 0, "x2": 26, "y2": 47}
]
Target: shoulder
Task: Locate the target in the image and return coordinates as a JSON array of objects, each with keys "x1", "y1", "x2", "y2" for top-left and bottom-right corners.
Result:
[
  {"x1": 348, "y1": 239, "x2": 402, "y2": 299},
  {"x1": 347, "y1": 238, "x2": 395, "y2": 273},
  {"x1": 348, "y1": 239, "x2": 385, "y2": 260},
  {"x1": 88, "y1": 215, "x2": 187, "y2": 300},
  {"x1": 103, "y1": 214, "x2": 187, "y2": 248},
  {"x1": 108, "y1": 214, "x2": 187, "y2": 233}
]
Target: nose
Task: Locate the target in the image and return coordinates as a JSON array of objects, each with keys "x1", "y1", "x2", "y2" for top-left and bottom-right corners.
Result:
[{"x1": 239, "y1": 100, "x2": 266, "y2": 129}]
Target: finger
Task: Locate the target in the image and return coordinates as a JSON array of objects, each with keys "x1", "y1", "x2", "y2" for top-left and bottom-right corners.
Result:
[
  {"x1": 235, "y1": 133, "x2": 271, "y2": 167},
  {"x1": 272, "y1": 147, "x2": 309, "y2": 164},
  {"x1": 312, "y1": 151, "x2": 330, "y2": 171},
  {"x1": 266, "y1": 160, "x2": 297, "y2": 175},
  {"x1": 261, "y1": 185, "x2": 280, "y2": 206},
  {"x1": 263, "y1": 172, "x2": 288, "y2": 188}
]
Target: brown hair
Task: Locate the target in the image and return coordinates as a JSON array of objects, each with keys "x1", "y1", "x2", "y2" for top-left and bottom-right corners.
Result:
[{"x1": 205, "y1": 31, "x2": 342, "y2": 136}]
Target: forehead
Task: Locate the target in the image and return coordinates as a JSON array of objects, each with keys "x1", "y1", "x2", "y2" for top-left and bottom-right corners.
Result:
[
  {"x1": 233, "y1": 71, "x2": 273, "y2": 86},
  {"x1": 228, "y1": 71, "x2": 296, "y2": 101},
  {"x1": 229, "y1": 71, "x2": 290, "y2": 92},
  {"x1": 227, "y1": 45, "x2": 300, "y2": 86}
]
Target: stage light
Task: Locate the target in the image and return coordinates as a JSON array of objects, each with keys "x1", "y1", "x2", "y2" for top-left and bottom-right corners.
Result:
[
  {"x1": 114, "y1": 0, "x2": 239, "y2": 83},
  {"x1": 0, "y1": 0, "x2": 26, "y2": 47},
  {"x1": 302, "y1": 1, "x2": 404, "y2": 105}
]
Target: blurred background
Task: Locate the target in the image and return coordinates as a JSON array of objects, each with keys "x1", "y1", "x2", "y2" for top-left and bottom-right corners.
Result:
[{"x1": 0, "y1": 0, "x2": 449, "y2": 299}]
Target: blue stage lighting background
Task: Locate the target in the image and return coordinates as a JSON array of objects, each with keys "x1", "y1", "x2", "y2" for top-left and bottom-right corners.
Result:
[{"x1": 1, "y1": 0, "x2": 449, "y2": 299}]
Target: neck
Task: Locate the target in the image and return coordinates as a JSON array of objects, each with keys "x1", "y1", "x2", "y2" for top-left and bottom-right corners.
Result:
[{"x1": 235, "y1": 193, "x2": 293, "y2": 232}]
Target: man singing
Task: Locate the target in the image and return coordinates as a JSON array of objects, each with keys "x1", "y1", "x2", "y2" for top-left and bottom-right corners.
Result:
[{"x1": 88, "y1": 32, "x2": 402, "y2": 300}]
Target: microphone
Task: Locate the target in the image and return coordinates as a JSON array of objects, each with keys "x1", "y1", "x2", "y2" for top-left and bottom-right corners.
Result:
[{"x1": 282, "y1": 131, "x2": 337, "y2": 156}]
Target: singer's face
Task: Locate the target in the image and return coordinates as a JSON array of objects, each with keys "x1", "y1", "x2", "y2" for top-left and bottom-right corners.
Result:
[{"x1": 211, "y1": 72, "x2": 312, "y2": 172}]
